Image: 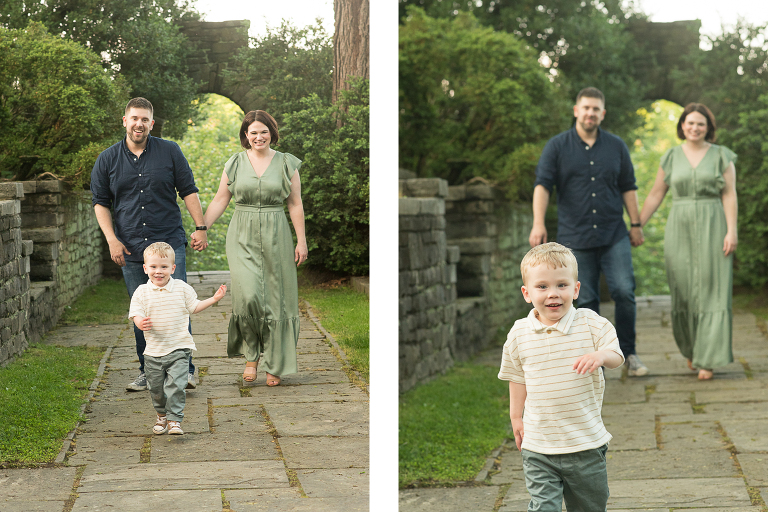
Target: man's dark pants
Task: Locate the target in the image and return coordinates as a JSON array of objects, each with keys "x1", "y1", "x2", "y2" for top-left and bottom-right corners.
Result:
[{"x1": 571, "y1": 235, "x2": 637, "y2": 357}]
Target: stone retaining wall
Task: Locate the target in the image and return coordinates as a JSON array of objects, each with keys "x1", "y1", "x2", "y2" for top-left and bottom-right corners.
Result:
[
  {"x1": 399, "y1": 177, "x2": 533, "y2": 392},
  {"x1": 0, "y1": 183, "x2": 32, "y2": 366},
  {"x1": 20, "y1": 181, "x2": 105, "y2": 344},
  {"x1": 399, "y1": 178, "x2": 458, "y2": 393},
  {"x1": 0, "y1": 180, "x2": 106, "y2": 365},
  {"x1": 446, "y1": 181, "x2": 532, "y2": 349}
]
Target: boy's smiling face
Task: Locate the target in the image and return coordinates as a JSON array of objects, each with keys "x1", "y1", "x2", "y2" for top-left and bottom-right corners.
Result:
[
  {"x1": 522, "y1": 264, "x2": 580, "y2": 326},
  {"x1": 143, "y1": 254, "x2": 176, "y2": 288}
]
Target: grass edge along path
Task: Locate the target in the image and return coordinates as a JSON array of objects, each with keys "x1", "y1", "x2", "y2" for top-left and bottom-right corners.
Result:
[
  {"x1": 299, "y1": 285, "x2": 370, "y2": 382},
  {"x1": 0, "y1": 344, "x2": 104, "y2": 465},
  {"x1": 399, "y1": 362, "x2": 510, "y2": 488}
]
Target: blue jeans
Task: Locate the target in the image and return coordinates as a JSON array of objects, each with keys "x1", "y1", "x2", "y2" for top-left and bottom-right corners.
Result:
[
  {"x1": 122, "y1": 244, "x2": 194, "y2": 374},
  {"x1": 571, "y1": 236, "x2": 637, "y2": 357}
]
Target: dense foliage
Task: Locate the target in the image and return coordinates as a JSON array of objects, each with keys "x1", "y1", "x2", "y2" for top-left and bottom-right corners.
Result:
[
  {"x1": 0, "y1": 23, "x2": 128, "y2": 187},
  {"x1": 226, "y1": 20, "x2": 333, "y2": 123},
  {"x1": 399, "y1": 0, "x2": 649, "y2": 141},
  {"x1": 399, "y1": 8, "x2": 569, "y2": 199},
  {"x1": 170, "y1": 95, "x2": 243, "y2": 271},
  {"x1": 675, "y1": 22, "x2": 768, "y2": 287},
  {"x1": 279, "y1": 78, "x2": 370, "y2": 275},
  {"x1": 629, "y1": 100, "x2": 683, "y2": 296},
  {"x1": 1, "y1": 0, "x2": 200, "y2": 138}
]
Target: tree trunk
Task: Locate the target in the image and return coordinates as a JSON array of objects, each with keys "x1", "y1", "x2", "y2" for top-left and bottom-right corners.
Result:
[{"x1": 333, "y1": 0, "x2": 369, "y2": 105}]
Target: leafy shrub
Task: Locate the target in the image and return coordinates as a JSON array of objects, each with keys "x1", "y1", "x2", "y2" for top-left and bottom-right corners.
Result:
[
  {"x1": 2, "y1": 0, "x2": 200, "y2": 139},
  {"x1": 225, "y1": 20, "x2": 333, "y2": 123},
  {"x1": 399, "y1": 8, "x2": 570, "y2": 193},
  {"x1": 0, "y1": 23, "x2": 127, "y2": 188},
  {"x1": 278, "y1": 78, "x2": 369, "y2": 276},
  {"x1": 169, "y1": 95, "x2": 244, "y2": 271}
]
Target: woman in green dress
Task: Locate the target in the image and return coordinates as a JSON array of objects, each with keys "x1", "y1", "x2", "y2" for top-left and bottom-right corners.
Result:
[
  {"x1": 197, "y1": 110, "x2": 308, "y2": 386},
  {"x1": 639, "y1": 103, "x2": 738, "y2": 380}
]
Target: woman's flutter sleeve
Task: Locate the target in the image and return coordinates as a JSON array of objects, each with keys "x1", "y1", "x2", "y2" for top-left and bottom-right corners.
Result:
[
  {"x1": 660, "y1": 147, "x2": 675, "y2": 186},
  {"x1": 718, "y1": 146, "x2": 737, "y2": 173}
]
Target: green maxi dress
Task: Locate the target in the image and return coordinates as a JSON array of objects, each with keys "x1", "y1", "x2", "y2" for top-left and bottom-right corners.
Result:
[
  {"x1": 661, "y1": 144, "x2": 736, "y2": 369},
  {"x1": 224, "y1": 150, "x2": 302, "y2": 376}
]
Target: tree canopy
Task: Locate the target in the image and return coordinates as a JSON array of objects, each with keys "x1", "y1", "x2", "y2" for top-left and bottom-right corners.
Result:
[
  {"x1": 0, "y1": 22, "x2": 128, "y2": 187},
  {"x1": 1, "y1": 0, "x2": 200, "y2": 138},
  {"x1": 689, "y1": 21, "x2": 768, "y2": 286},
  {"x1": 399, "y1": 7, "x2": 570, "y2": 198},
  {"x1": 399, "y1": 0, "x2": 649, "y2": 140},
  {"x1": 225, "y1": 20, "x2": 333, "y2": 123}
]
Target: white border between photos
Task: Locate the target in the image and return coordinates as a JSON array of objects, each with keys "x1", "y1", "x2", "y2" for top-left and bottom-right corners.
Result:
[{"x1": 369, "y1": 1, "x2": 399, "y2": 510}]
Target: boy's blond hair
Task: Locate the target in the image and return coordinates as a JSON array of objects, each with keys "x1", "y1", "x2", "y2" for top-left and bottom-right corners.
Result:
[
  {"x1": 520, "y1": 242, "x2": 578, "y2": 284},
  {"x1": 144, "y1": 242, "x2": 175, "y2": 263}
]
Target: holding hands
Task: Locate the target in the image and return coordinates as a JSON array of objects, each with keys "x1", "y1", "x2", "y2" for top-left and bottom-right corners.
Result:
[{"x1": 190, "y1": 230, "x2": 208, "y2": 252}]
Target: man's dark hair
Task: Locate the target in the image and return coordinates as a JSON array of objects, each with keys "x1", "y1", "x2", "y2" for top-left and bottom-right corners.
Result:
[
  {"x1": 677, "y1": 103, "x2": 717, "y2": 142},
  {"x1": 239, "y1": 110, "x2": 280, "y2": 149},
  {"x1": 575, "y1": 87, "x2": 605, "y2": 106},
  {"x1": 125, "y1": 97, "x2": 154, "y2": 116}
]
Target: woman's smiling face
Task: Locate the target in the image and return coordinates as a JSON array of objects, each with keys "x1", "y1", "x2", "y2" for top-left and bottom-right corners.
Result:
[{"x1": 246, "y1": 121, "x2": 271, "y2": 150}]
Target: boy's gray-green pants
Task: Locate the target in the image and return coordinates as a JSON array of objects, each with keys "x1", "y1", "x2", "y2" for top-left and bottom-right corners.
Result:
[
  {"x1": 521, "y1": 444, "x2": 609, "y2": 512},
  {"x1": 144, "y1": 348, "x2": 192, "y2": 423}
]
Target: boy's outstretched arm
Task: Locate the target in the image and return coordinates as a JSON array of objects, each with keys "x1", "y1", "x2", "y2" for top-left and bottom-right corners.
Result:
[
  {"x1": 509, "y1": 381, "x2": 527, "y2": 451},
  {"x1": 193, "y1": 284, "x2": 227, "y2": 314},
  {"x1": 572, "y1": 349, "x2": 624, "y2": 374}
]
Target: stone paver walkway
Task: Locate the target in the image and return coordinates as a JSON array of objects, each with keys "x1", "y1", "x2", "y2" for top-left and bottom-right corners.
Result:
[
  {"x1": 1, "y1": 272, "x2": 369, "y2": 512},
  {"x1": 400, "y1": 296, "x2": 768, "y2": 511}
]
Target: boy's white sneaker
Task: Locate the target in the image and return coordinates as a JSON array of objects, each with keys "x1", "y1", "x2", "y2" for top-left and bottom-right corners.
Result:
[
  {"x1": 168, "y1": 421, "x2": 184, "y2": 435},
  {"x1": 627, "y1": 354, "x2": 649, "y2": 377},
  {"x1": 153, "y1": 415, "x2": 168, "y2": 435}
]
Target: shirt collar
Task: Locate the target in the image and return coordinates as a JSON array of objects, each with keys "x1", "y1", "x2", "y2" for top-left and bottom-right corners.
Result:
[
  {"x1": 121, "y1": 134, "x2": 152, "y2": 155},
  {"x1": 147, "y1": 276, "x2": 175, "y2": 292},
  {"x1": 526, "y1": 305, "x2": 576, "y2": 334}
]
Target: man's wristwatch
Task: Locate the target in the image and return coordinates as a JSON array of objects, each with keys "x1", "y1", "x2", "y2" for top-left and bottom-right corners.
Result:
[
  {"x1": 630, "y1": 223, "x2": 642, "y2": 228},
  {"x1": 195, "y1": 225, "x2": 208, "y2": 231}
]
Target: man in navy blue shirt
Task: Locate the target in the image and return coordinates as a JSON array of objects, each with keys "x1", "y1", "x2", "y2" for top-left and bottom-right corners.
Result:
[
  {"x1": 92, "y1": 97, "x2": 209, "y2": 391},
  {"x1": 529, "y1": 87, "x2": 649, "y2": 377}
]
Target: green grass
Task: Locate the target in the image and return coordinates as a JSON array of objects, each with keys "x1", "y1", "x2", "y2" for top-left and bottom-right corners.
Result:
[
  {"x1": 299, "y1": 284, "x2": 370, "y2": 381},
  {"x1": 399, "y1": 362, "x2": 510, "y2": 487},
  {"x1": 59, "y1": 278, "x2": 130, "y2": 326},
  {"x1": 0, "y1": 344, "x2": 104, "y2": 464}
]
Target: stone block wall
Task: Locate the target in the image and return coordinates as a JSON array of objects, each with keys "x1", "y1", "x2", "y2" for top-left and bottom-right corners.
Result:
[
  {"x1": 0, "y1": 183, "x2": 32, "y2": 366},
  {"x1": 446, "y1": 181, "x2": 532, "y2": 359},
  {"x1": 399, "y1": 177, "x2": 533, "y2": 392},
  {"x1": 19, "y1": 181, "x2": 104, "y2": 343},
  {"x1": 399, "y1": 178, "x2": 458, "y2": 393}
]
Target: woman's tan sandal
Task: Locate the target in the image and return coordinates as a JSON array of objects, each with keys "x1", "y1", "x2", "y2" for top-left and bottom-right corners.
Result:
[
  {"x1": 243, "y1": 363, "x2": 257, "y2": 383},
  {"x1": 266, "y1": 373, "x2": 281, "y2": 387}
]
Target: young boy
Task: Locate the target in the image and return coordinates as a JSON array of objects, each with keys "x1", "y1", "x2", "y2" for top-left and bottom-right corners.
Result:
[
  {"x1": 129, "y1": 242, "x2": 226, "y2": 435},
  {"x1": 499, "y1": 242, "x2": 624, "y2": 511}
]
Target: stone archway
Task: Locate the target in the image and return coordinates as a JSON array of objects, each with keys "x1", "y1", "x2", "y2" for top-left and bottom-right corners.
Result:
[
  {"x1": 627, "y1": 19, "x2": 703, "y2": 107},
  {"x1": 180, "y1": 20, "x2": 262, "y2": 113}
]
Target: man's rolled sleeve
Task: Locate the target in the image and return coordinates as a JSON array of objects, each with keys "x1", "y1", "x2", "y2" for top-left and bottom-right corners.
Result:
[
  {"x1": 170, "y1": 143, "x2": 199, "y2": 199},
  {"x1": 617, "y1": 143, "x2": 638, "y2": 193},
  {"x1": 90, "y1": 155, "x2": 113, "y2": 209},
  {"x1": 532, "y1": 138, "x2": 560, "y2": 192}
]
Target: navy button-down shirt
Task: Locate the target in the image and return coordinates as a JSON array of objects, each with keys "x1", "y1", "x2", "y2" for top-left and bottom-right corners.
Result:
[
  {"x1": 91, "y1": 135, "x2": 199, "y2": 262},
  {"x1": 534, "y1": 127, "x2": 637, "y2": 250}
]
